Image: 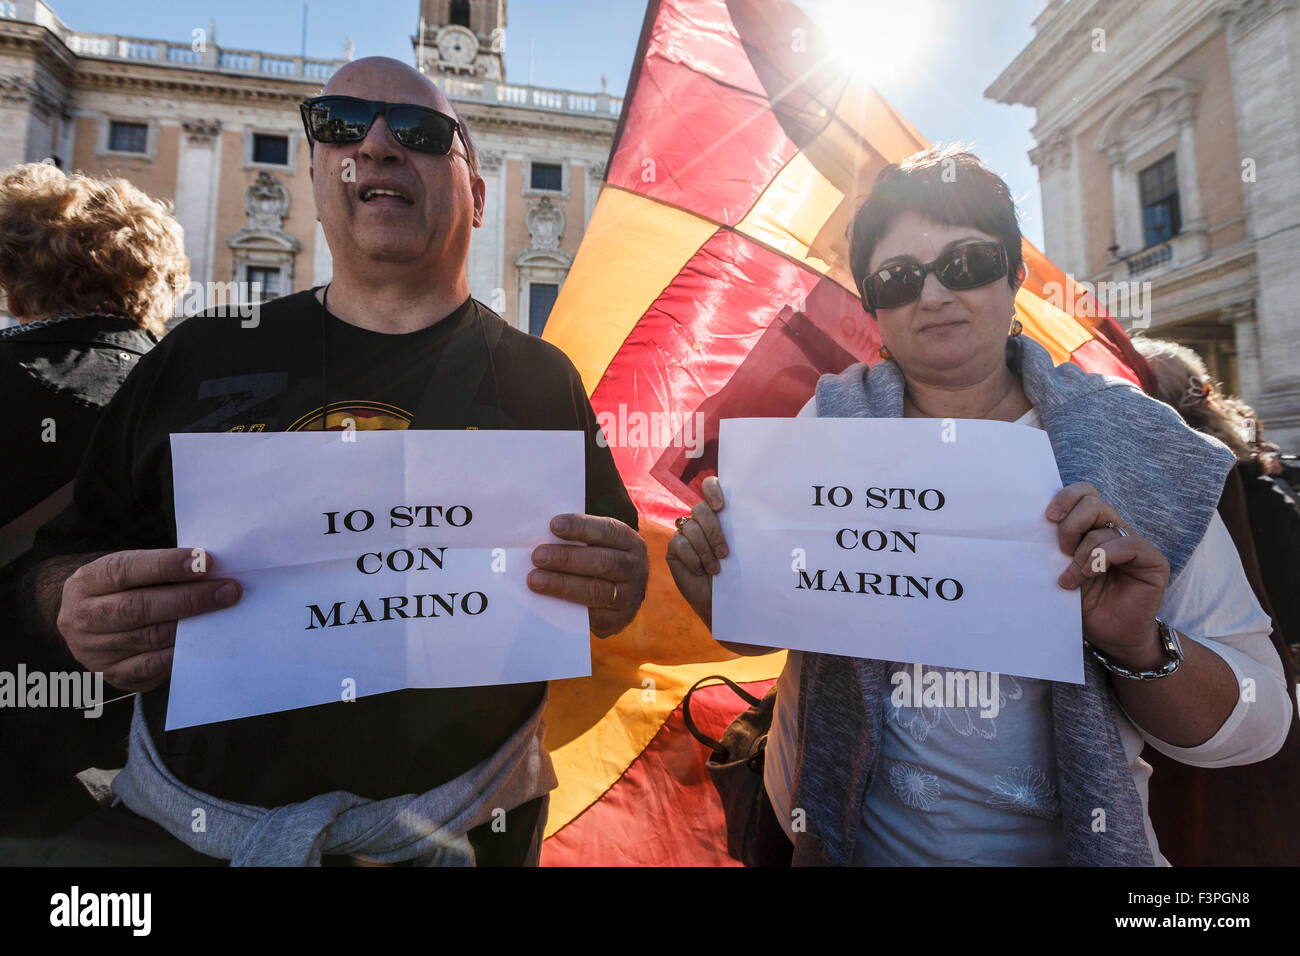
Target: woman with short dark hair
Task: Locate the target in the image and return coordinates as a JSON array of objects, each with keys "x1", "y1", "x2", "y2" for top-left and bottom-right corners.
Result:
[{"x1": 668, "y1": 145, "x2": 1292, "y2": 866}]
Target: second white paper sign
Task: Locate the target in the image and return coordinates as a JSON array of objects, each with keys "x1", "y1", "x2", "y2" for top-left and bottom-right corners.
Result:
[{"x1": 712, "y1": 417, "x2": 1084, "y2": 683}]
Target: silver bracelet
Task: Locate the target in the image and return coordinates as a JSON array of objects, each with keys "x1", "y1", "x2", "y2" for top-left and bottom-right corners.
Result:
[{"x1": 1084, "y1": 619, "x2": 1185, "y2": 681}]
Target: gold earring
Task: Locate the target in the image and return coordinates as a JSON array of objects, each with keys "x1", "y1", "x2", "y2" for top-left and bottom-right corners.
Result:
[
  {"x1": 878, "y1": 345, "x2": 892, "y2": 361},
  {"x1": 1009, "y1": 319, "x2": 1023, "y2": 337}
]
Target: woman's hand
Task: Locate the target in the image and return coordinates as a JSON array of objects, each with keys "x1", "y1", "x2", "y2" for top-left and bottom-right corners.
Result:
[
  {"x1": 1047, "y1": 482, "x2": 1171, "y2": 670},
  {"x1": 666, "y1": 476, "x2": 729, "y2": 628}
]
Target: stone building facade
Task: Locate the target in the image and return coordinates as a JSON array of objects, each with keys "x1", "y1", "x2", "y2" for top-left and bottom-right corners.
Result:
[
  {"x1": 0, "y1": 0, "x2": 619, "y2": 337},
  {"x1": 988, "y1": 0, "x2": 1300, "y2": 449}
]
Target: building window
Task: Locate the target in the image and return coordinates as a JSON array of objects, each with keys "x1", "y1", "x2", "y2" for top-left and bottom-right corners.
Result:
[
  {"x1": 530, "y1": 162, "x2": 563, "y2": 192},
  {"x1": 528, "y1": 282, "x2": 559, "y2": 336},
  {"x1": 1139, "y1": 153, "x2": 1180, "y2": 249},
  {"x1": 246, "y1": 266, "x2": 283, "y2": 302},
  {"x1": 108, "y1": 121, "x2": 148, "y2": 154},
  {"x1": 252, "y1": 133, "x2": 289, "y2": 166},
  {"x1": 243, "y1": 129, "x2": 298, "y2": 173},
  {"x1": 450, "y1": 0, "x2": 471, "y2": 28}
]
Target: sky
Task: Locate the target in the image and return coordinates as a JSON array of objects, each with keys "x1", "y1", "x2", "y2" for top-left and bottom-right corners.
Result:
[{"x1": 45, "y1": 0, "x2": 1048, "y2": 246}]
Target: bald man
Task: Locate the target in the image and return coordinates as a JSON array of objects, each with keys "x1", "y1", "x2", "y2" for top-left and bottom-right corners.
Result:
[{"x1": 21, "y1": 58, "x2": 647, "y2": 866}]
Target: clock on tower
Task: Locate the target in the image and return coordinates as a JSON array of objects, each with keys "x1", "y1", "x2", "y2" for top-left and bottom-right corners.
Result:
[
  {"x1": 416, "y1": 0, "x2": 507, "y2": 81},
  {"x1": 436, "y1": 25, "x2": 478, "y2": 67}
]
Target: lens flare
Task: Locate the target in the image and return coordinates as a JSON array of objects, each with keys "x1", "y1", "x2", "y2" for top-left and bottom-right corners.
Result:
[{"x1": 799, "y1": 0, "x2": 939, "y2": 85}]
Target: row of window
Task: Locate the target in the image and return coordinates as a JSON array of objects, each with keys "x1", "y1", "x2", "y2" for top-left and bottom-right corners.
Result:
[
  {"x1": 120, "y1": 122, "x2": 1174, "y2": 246},
  {"x1": 108, "y1": 120, "x2": 289, "y2": 165},
  {"x1": 233, "y1": 266, "x2": 559, "y2": 338},
  {"x1": 108, "y1": 120, "x2": 568, "y2": 191}
]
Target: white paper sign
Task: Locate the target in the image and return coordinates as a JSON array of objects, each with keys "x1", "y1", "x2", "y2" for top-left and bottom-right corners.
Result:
[
  {"x1": 713, "y1": 418, "x2": 1083, "y2": 683},
  {"x1": 167, "y1": 430, "x2": 588, "y2": 730}
]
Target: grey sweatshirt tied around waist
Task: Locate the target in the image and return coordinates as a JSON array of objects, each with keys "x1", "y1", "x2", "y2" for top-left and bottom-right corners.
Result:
[
  {"x1": 112, "y1": 693, "x2": 557, "y2": 866},
  {"x1": 793, "y1": 334, "x2": 1235, "y2": 866}
]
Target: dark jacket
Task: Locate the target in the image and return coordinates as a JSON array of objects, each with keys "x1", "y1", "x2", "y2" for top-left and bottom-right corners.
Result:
[
  {"x1": 1240, "y1": 469, "x2": 1300, "y2": 657},
  {"x1": 0, "y1": 314, "x2": 156, "y2": 845},
  {"x1": 1144, "y1": 465, "x2": 1300, "y2": 865},
  {"x1": 1, "y1": 315, "x2": 157, "y2": 547}
]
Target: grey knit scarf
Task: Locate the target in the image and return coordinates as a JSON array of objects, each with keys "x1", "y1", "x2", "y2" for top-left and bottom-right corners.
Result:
[
  {"x1": 113, "y1": 693, "x2": 557, "y2": 866},
  {"x1": 792, "y1": 335, "x2": 1235, "y2": 866}
]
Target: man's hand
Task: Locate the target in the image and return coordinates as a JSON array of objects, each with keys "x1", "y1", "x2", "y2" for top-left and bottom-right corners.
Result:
[
  {"x1": 55, "y1": 548, "x2": 242, "y2": 693},
  {"x1": 527, "y1": 514, "x2": 647, "y2": 638}
]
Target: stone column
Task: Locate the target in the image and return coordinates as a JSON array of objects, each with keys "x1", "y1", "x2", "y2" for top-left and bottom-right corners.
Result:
[
  {"x1": 1224, "y1": 301, "x2": 1260, "y2": 406},
  {"x1": 1217, "y1": 0, "x2": 1300, "y2": 448},
  {"x1": 1030, "y1": 129, "x2": 1078, "y2": 276},
  {"x1": 1173, "y1": 100, "x2": 1205, "y2": 232},
  {"x1": 175, "y1": 119, "x2": 222, "y2": 285},
  {"x1": 0, "y1": 76, "x2": 34, "y2": 169},
  {"x1": 312, "y1": 220, "x2": 332, "y2": 286},
  {"x1": 465, "y1": 147, "x2": 504, "y2": 309},
  {"x1": 585, "y1": 159, "x2": 606, "y2": 233},
  {"x1": 1107, "y1": 143, "x2": 1142, "y2": 256}
]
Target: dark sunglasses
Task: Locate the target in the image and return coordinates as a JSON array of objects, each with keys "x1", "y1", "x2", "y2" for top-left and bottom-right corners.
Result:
[
  {"x1": 299, "y1": 95, "x2": 469, "y2": 159},
  {"x1": 860, "y1": 240, "x2": 1008, "y2": 311}
]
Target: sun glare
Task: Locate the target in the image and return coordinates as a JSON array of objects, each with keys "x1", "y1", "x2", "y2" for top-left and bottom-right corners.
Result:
[{"x1": 802, "y1": 0, "x2": 938, "y2": 85}]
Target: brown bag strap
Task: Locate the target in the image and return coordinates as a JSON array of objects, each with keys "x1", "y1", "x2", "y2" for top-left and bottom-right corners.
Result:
[{"x1": 681, "y1": 674, "x2": 763, "y2": 759}]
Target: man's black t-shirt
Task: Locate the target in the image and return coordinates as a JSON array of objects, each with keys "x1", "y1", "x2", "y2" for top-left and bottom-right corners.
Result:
[{"x1": 32, "y1": 288, "x2": 637, "y2": 813}]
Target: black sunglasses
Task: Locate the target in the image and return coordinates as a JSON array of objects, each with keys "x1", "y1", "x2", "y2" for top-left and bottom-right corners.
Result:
[
  {"x1": 299, "y1": 95, "x2": 470, "y2": 160},
  {"x1": 861, "y1": 240, "x2": 1008, "y2": 311}
]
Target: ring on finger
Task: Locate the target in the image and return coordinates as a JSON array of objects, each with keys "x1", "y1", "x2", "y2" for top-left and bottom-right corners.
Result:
[
  {"x1": 603, "y1": 582, "x2": 619, "y2": 609},
  {"x1": 674, "y1": 514, "x2": 695, "y2": 532},
  {"x1": 1103, "y1": 521, "x2": 1128, "y2": 538}
]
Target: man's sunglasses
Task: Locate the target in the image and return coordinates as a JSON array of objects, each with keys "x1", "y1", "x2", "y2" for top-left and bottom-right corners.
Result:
[
  {"x1": 860, "y1": 240, "x2": 1009, "y2": 311},
  {"x1": 299, "y1": 95, "x2": 469, "y2": 159}
]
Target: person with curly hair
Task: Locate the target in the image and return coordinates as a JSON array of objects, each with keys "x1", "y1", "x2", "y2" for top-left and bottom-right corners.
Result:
[
  {"x1": 0, "y1": 161, "x2": 188, "y2": 537},
  {"x1": 0, "y1": 161, "x2": 187, "y2": 851}
]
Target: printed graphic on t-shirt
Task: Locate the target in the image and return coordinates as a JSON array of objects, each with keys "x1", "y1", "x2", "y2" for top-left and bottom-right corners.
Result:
[
  {"x1": 286, "y1": 400, "x2": 413, "y2": 432},
  {"x1": 879, "y1": 663, "x2": 1062, "y2": 822},
  {"x1": 885, "y1": 663, "x2": 1025, "y2": 742},
  {"x1": 183, "y1": 372, "x2": 289, "y2": 432},
  {"x1": 986, "y1": 766, "x2": 1061, "y2": 820}
]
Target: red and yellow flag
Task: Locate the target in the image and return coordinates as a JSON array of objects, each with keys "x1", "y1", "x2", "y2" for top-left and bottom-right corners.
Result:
[{"x1": 539, "y1": 0, "x2": 1151, "y2": 866}]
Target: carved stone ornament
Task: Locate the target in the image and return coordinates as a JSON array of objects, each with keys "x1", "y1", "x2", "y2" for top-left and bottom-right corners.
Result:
[
  {"x1": 245, "y1": 171, "x2": 290, "y2": 230},
  {"x1": 0, "y1": 75, "x2": 32, "y2": 104},
  {"x1": 480, "y1": 149, "x2": 504, "y2": 172},
  {"x1": 1097, "y1": 79, "x2": 1200, "y2": 154},
  {"x1": 589, "y1": 160, "x2": 607, "y2": 182},
  {"x1": 182, "y1": 118, "x2": 221, "y2": 146},
  {"x1": 1214, "y1": 0, "x2": 1296, "y2": 39},
  {"x1": 1028, "y1": 129, "x2": 1071, "y2": 173},
  {"x1": 526, "y1": 196, "x2": 564, "y2": 251},
  {"x1": 1121, "y1": 94, "x2": 1163, "y2": 139}
]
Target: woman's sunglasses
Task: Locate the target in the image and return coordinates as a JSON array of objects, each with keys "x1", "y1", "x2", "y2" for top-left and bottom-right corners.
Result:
[
  {"x1": 860, "y1": 240, "x2": 1009, "y2": 311},
  {"x1": 299, "y1": 95, "x2": 469, "y2": 158}
]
